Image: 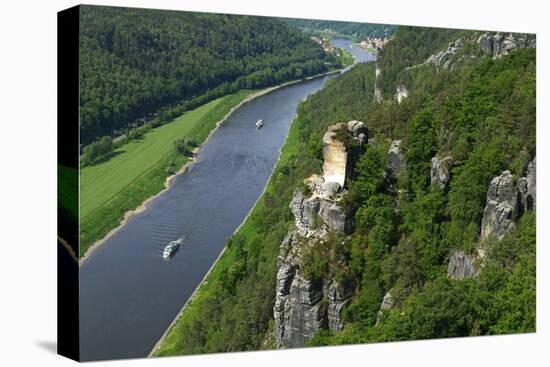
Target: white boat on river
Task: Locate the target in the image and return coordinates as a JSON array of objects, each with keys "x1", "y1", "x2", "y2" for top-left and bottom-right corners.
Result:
[{"x1": 163, "y1": 239, "x2": 182, "y2": 259}]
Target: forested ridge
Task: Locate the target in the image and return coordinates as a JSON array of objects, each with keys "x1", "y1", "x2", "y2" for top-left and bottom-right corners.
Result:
[
  {"x1": 79, "y1": 6, "x2": 333, "y2": 144},
  {"x1": 156, "y1": 25, "x2": 535, "y2": 355},
  {"x1": 286, "y1": 18, "x2": 394, "y2": 39},
  {"x1": 307, "y1": 38, "x2": 536, "y2": 345}
]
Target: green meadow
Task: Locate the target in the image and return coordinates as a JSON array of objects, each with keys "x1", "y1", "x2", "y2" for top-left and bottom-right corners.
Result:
[{"x1": 79, "y1": 90, "x2": 252, "y2": 257}]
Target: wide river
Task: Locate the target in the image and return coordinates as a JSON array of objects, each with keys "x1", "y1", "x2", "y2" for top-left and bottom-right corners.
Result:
[{"x1": 79, "y1": 39, "x2": 374, "y2": 361}]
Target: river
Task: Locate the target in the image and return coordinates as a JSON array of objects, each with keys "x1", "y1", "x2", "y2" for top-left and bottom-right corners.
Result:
[{"x1": 79, "y1": 39, "x2": 374, "y2": 361}]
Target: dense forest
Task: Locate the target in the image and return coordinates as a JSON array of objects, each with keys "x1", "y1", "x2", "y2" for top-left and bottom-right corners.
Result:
[
  {"x1": 157, "y1": 26, "x2": 535, "y2": 355},
  {"x1": 79, "y1": 6, "x2": 333, "y2": 144},
  {"x1": 308, "y1": 44, "x2": 536, "y2": 345},
  {"x1": 286, "y1": 18, "x2": 394, "y2": 39},
  {"x1": 376, "y1": 26, "x2": 465, "y2": 96}
]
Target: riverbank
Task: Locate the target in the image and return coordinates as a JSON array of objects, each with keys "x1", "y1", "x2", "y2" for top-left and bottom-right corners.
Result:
[
  {"x1": 150, "y1": 46, "x2": 360, "y2": 356},
  {"x1": 148, "y1": 101, "x2": 302, "y2": 357},
  {"x1": 80, "y1": 70, "x2": 341, "y2": 264},
  {"x1": 150, "y1": 80, "x2": 337, "y2": 355},
  {"x1": 79, "y1": 92, "x2": 249, "y2": 261}
]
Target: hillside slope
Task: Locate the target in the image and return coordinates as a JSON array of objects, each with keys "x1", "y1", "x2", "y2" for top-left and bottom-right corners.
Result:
[
  {"x1": 155, "y1": 26, "x2": 536, "y2": 355},
  {"x1": 79, "y1": 6, "x2": 331, "y2": 144}
]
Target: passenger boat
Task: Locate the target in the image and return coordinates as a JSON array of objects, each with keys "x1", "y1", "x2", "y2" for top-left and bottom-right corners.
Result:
[{"x1": 163, "y1": 239, "x2": 182, "y2": 259}]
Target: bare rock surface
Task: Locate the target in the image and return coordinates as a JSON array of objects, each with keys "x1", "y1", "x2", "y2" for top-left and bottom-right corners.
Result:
[
  {"x1": 274, "y1": 123, "x2": 364, "y2": 348},
  {"x1": 477, "y1": 32, "x2": 536, "y2": 59},
  {"x1": 447, "y1": 251, "x2": 479, "y2": 280},
  {"x1": 481, "y1": 170, "x2": 518, "y2": 241},
  {"x1": 431, "y1": 156, "x2": 453, "y2": 189},
  {"x1": 375, "y1": 291, "x2": 396, "y2": 325}
]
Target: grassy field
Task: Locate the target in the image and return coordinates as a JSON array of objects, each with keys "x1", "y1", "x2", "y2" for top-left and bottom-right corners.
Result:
[{"x1": 79, "y1": 90, "x2": 252, "y2": 256}]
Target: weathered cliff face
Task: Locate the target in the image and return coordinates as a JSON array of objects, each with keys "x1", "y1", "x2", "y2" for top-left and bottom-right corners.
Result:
[
  {"x1": 322, "y1": 121, "x2": 368, "y2": 188},
  {"x1": 447, "y1": 250, "x2": 479, "y2": 280},
  {"x1": 274, "y1": 238, "x2": 353, "y2": 347},
  {"x1": 477, "y1": 32, "x2": 536, "y2": 59},
  {"x1": 405, "y1": 38, "x2": 466, "y2": 73},
  {"x1": 386, "y1": 140, "x2": 406, "y2": 182},
  {"x1": 274, "y1": 123, "x2": 365, "y2": 348},
  {"x1": 327, "y1": 280, "x2": 355, "y2": 331},
  {"x1": 430, "y1": 156, "x2": 452, "y2": 190},
  {"x1": 518, "y1": 157, "x2": 536, "y2": 212},
  {"x1": 375, "y1": 290, "x2": 396, "y2": 326},
  {"x1": 348, "y1": 120, "x2": 369, "y2": 144},
  {"x1": 290, "y1": 186, "x2": 353, "y2": 236},
  {"x1": 275, "y1": 187, "x2": 353, "y2": 348},
  {"x1": 424, "y1": 38, "x2": 464, "y2": 71},
  {"x1": 274, "y1": 233, "x2": 325, "y2": 348},
  {"x1": 450, "y1": 170, "x2": 519, "y2": 280},
  {"x1": 322, "y1": 123, "x2": 349, "y2": 188},
  {"x1": 481, "y1": 170, "x2": 519, "y2": 241},
  {"x1": 447, "y1": 157, "x2": 536, "y2": 280}
]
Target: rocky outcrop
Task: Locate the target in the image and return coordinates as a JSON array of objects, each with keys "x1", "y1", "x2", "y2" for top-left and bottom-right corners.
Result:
[
  {"x1": 449, "y1": 158, "x2": 536, "y2": 280},
  {"x1": 447, "y1": 250, "x2": 479, "y2": 280},
  {"x1": 274, "y1": 123, "x2": 363, "y2": 348},
  {"x1": 319, "y1": 199, "x2": 351, "y2": 234},
  {"x1": 275, "y1": 189, "x2": 353, "y2": 347},
  {"x1": 424, "y1": 38, "x2": 464, "y2": 71},
  {"x1": 430, "y1": 156, "x2": 452, "y2": 189},
  {"x1": 405, "y1": 38, "x2": 466, "y2": 73},
  {"x1": 374, "y1": 63, "x2": 383, "y2": 103},
  {"x1": 274, "y1": 230, "x2": 324, "y2": 348},
  {"x1": 395, "y1": 85, "x2": 408, "y2": 104},
  {"x1": 480, "y1": 170, "x2": 519, "y2": 241},
  {"x1": 274, "y1": 251, "x2": 353, "y2": 347},
  {"x1": 290, "y1": 178, "x2": 353, "y2": 236},
  {"x1": 327, "y1": 280, "x2": 354, "y2": 331},
  {"x1": 322, "y1": 121, "x2": 368, "y2": 188},
  {"x1": 323, "y1": 124, "x2": 348, "y2": 187},
  {"x1": 347, "y1": 120, "x2": 369, "y2": 144},
  {"x1": 386, "y1": 140, "x2": 406, "y2": 182},
  {"x1": 477, "y1": 32, "x2": 536, "y2": 59},
  {"x1": 375, "y1": 291, "x2": 396, "y2": 325},
  {"x1": 526, "y1": 157, "x2": 536, "y2": 210}
]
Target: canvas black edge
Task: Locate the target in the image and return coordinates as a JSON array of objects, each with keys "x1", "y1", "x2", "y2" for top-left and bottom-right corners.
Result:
[{"x1": 57, "y1": 4, "x2": 80, "y2": 362}]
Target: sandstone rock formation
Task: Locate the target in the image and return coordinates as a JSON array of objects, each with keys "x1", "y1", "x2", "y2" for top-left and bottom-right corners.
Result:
[
  {"x1": 374, "y1": 63, "x2": 383, "y2": 103},
  {"x1": 327, "y1": 280, "x2": 354, "y2": 331},
  {"x1": 347, "y1": 120, "x2": 369, "y2": 144},
  {"x1": 424, "y1": 38, "x2": 464, "y2": 71},
  {"x1": 430, "y1": 156, "x2": 452, "y2": 189},
  {"x1": 274, "y1": 254, "x2": 325, "y2": 348},
  {"x1": 447, "y1": 250, "x2": 479, "y2": 280},
  {"x1": 448, "y1": 158, "x2": 536, "y2": 280},
  {"x1": 525, "y1": 157, "x2": 536, "y2": 210},
  {"x1": 275, "y1": 188, "x2": 353, "y2": 347},
  {"x1": 480, "y1": 170, "x2": 518, "y2": 241},
  {"x1": 375, "y1": 291, "x2": 396, "y2": 326},
  {"x1": 322, "y1": 124, "x2": 349, "y2": 187},
  {"x1": 387, "y1": 140, "x2": 406, "y2": 181},
  {"x1": 477, "y1": 32, "x2": 536, "y2": 59},
  {"x1": 274, "y1": 123, "x2": 364, "y2": 348}
]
